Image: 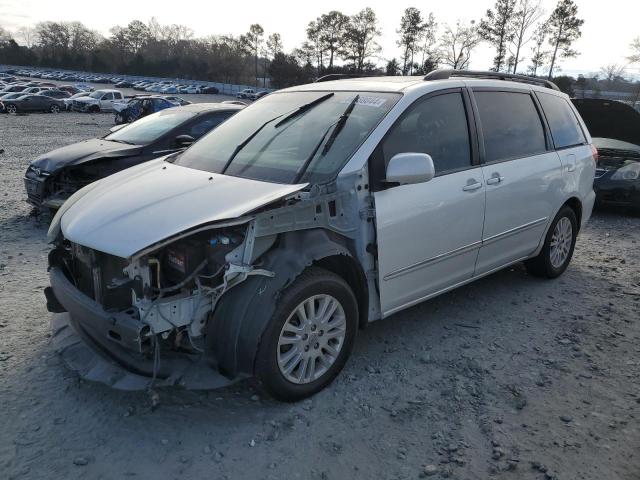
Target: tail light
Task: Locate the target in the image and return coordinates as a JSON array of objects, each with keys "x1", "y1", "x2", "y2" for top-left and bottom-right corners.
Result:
[{"x1": 591, "y1": 144, "x2": 599, "y2": 165}]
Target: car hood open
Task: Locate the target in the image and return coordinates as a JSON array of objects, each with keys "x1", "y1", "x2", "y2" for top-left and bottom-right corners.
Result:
[
  {"x1": 572, "y1": 99, "x2": 640, "y2": 148},
  {"x1": 60, "y1": 159, "x2": 307, "y2": 258},
  {"x1": 30, "y1": 138, "x2": 143, "y2": 173}
]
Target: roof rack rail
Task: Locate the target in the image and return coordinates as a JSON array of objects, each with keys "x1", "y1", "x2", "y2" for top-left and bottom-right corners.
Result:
[
  {"x1": 423, "y1": 69, "x2": 560, "y2": 91},
  {"x1": 315, "y1": 73, "x2": 372, "y2": 83}
]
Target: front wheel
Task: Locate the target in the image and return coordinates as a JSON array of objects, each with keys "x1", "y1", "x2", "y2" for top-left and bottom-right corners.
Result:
[
  {"x1": 6, "y1": 104, "x2": 17, "y2": 114},
  {"x1": 525, "y1": 206, "x2": 578, "y2": 278},
  {"x1": 255, "y1": 267, "x2": 358, "y2": 401}
]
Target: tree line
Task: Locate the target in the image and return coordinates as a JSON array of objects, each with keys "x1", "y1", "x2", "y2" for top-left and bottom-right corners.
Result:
[{"x1": 0, "y1": 0, "x2": 634, "y2": 91}]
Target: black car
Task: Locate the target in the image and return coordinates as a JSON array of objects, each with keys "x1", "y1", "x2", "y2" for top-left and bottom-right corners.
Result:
[
  {"x1": 200, "y1": 86, "x2": 220, "y2": 94},
  {"x1": 572, "y1": 99, "x2": 640, "y2": 210},
  {"x1": 24, "y1": 103, "x2": 243, "y2": 210},
  {"x1": 115, "y1": 81, "x2": 134, "y2": 88},
  {"x1": 1, "y1": 94, "x2": 65, "y2": 114}
]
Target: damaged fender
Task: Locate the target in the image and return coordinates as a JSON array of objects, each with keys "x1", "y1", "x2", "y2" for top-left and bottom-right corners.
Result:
[{"x1": 207, "y1": 228, "x2": 365, "y2": 379}]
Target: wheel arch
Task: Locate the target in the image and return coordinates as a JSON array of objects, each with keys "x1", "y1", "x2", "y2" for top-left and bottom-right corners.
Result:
[
  {"x1": 564, "y1": 196, "x2": 583, "y2": 231},
  {"x1": 206, "y1": 228, "x2": 367, "y2": 380}
]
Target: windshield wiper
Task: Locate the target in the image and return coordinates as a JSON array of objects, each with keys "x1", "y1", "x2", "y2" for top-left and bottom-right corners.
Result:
[
  {"x1": 293, "y1": 121, "x2": 338, "y2": 183},
  {"x1": 293, "y1": 95, "x2": 360, "y2": 183},
  {"x1": 321, "y1": 94, "x2": 359, "y2": 156},
  {"x1": 221, "y1": 113, "x2": 288, "y2": 174},
  {"x1": 108, "y1": 138, "x2": 136, "y2": 145},
  {"x1": 274, "y1": 92, "x2": 334, "y2": 128}
]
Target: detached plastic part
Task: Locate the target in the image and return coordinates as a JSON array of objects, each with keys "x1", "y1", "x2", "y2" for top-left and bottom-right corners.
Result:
[{"x1": 50, "y1": 313, "x2": 239, "y2": 391}]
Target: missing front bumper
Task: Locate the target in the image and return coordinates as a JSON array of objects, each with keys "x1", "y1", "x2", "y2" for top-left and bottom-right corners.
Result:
[{"x1": 48, "y1": 267, "x2": 239, "y2": 391}]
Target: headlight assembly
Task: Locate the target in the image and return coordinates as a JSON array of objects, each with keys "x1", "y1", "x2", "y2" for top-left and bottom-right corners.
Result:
[{"x1": 610, "y1": 162, "x2": 640, "y2": 181}]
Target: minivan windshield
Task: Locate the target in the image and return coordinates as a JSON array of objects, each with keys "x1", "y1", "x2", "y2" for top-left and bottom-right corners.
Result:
[
  {"x1": 174, "y1": 91, "x2": 401, "y2": 184},
  {"x1": 104, "y1": 109, "x2": 194, "y2": 145}
]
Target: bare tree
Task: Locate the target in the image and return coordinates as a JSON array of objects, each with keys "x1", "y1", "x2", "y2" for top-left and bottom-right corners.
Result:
[
  {"x1": 440, "y1": 20, "x2": 481, "y2": 70},
  {"x1": 509, "y1": 0, "x2": 544, "y2": 73},
  {"x1": 528, "y1": 21, "x2": 549, "y2": 75},
  {"x1": 627, "y1": 37, "x2": 640, "y2": 64},
  {"x1": 317, "y1": 11, "x2": 350, "y2": 71},
  {"x1": 419, "y1": 13, "x2": 439, "y2": 73},
  {"x1": 599, "y1": 64, "x2": 626, "y2": 82},
  {"x1": 546, "y1": 0, "x2": 584, "y2": 79},
  {"x1": 16, "y1": 26, "x2": 36, "y2": 48},
  {"x1": 241, "y1": 24, "x2": 264, "y2": 86},
  {"x1": 479, "y1": 0, "x2": 518, "y2": 72}
]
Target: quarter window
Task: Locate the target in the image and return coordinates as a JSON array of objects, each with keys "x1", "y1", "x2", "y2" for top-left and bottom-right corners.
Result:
[
  {"x1": 537, "y1": 92, "x2": 586, "y2": 149},
  {"x1": 382, "y1": 92, "x2": 472, "y2": 175},
  {"x1": 474, "y1": 91, "x2": 547, "y2": 162}
]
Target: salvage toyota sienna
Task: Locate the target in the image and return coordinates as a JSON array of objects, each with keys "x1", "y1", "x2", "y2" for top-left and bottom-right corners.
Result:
[{"x1": 46, "y1": 70, "x2": 597, "y2": 400}]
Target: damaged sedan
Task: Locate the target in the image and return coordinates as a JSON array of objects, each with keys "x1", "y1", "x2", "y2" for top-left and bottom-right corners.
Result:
[
  {"x1": 25, "y1": 103, "x2": 242, "y2": 211},
  {"x1": 572, "y1": 98, "x2": 640, "y2": 210},
  {"x1": 46, "y1": 72, "x2": 596, "y2": 400}
]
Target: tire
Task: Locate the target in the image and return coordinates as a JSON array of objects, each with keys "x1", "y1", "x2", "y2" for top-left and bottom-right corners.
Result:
[
  {"x1": 255, "y1": 267, "x2": 358, "y2": 401},
  {"x1": 525, "y1": 205, "x2": 578, "y2": 278},
  {"x1": 114, "y1": 113, "x2": 123, "y2": 124},
  {"x1": 6, "y1": 104, "x2": 17, "y2": 114},
  {"x1": 49, "y1": 104, "x2": 60, "y2": 113},
  {"x1": 89, "y1": 105, "x2": 100, "y2": 113}
]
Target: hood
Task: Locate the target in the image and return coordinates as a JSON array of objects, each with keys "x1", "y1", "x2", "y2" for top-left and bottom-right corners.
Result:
[
  {"x1": 75, "y1": 96, "x2": 99, "y2": 103},
  {"x1": 31, "y1": 138, "x2": 142, "y2": 173},
  {"x1": 572, "y1": 99, "x2": 640, "y2": 148},
  {"x1": 60, "y1": 159, "x2": 307, "y2": 258}
]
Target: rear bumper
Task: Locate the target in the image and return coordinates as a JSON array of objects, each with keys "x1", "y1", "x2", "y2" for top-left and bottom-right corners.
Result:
[{"x1": 48, "y1": 266, "x2": 237, "y2": 390}]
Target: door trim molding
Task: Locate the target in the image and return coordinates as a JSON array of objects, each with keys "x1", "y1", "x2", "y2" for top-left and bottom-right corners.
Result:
[
  {"x1": 383, "y1": 216, "x2": 547, "y2": 282},
  {"x1": 482, "y1": 216, "x2": 548, "y2": 245},
  {"x1": 383, "y1": 240, "x2": 482, "y2": 281}
]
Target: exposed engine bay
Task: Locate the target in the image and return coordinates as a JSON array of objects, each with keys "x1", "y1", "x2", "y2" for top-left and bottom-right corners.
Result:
[{"x1": 49, "y1": 221, "x2": 277, "y2": 358}]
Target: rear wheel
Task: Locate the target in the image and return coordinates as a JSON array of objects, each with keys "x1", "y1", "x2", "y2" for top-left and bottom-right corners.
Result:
[
  {"x1": 6, "y1": 104, "x2": 17, "y2": 114},
  {"x1": 525, "y1": 206, "x2": 577, "y2": 278},
  {"x1": 256, "y1": 267, "x2": 358, "y2": 401},
  {"x1": 49, "y1": 104, "x2": 60, "y2": 113}
]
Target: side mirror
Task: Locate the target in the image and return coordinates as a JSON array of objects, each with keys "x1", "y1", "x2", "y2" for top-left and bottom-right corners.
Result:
[
  {"x1": 385, "y1": 152, "x2": 435, "y2": 185},
  {"x1": 109, "y1": 124, "x2": 126, "y2": 133},
  {"x1": 175, "y1": 134, "x2": 195, "y2": 147}
]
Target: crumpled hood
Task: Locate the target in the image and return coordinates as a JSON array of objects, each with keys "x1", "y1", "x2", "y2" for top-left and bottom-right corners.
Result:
[
  {"x1": 60, "y1": 159, "x2": 307, "y2": 258},
  {"x1": 31, "y1": 138, "x2": 142, "y2": 173}
]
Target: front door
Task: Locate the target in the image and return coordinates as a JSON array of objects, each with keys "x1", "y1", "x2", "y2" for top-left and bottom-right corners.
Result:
[{"x1": 373, "y1": 90, "x2": 486, "y2": 317}]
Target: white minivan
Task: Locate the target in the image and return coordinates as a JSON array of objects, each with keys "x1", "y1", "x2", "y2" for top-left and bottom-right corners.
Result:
[{"x1": 46, "y1": 70, "x2": 597, "y2": 400}]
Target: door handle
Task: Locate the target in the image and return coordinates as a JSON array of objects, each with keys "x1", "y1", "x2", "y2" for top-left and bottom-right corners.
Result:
[
  {"x1": 486, "y1": 175, "x2": 504, "y2": 185},
  {"x1": 462, "y1": 181, "x2": 483, "y2": 191}
]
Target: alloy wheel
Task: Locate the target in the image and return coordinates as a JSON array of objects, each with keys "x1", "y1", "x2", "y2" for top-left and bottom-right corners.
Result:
[
  {"x1": 6, "y1": 104, "x2": 17, "y2": 114},
  {"x1": 550, "y1": 217, "x2": 573, "y2": 268},
  {"x1": 277, "y1": 294, "x2": 347, "y2": 384}
]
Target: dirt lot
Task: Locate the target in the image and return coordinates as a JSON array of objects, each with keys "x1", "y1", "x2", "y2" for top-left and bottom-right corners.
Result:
[{"x1": 0, "y1": 112, "x2": 639, "y2": 480}]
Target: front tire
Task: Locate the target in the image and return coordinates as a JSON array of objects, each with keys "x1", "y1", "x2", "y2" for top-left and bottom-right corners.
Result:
[
  {"x1": 525, "y1": 206, "x2": 577, "y2": 278},
  {"x1": 256, "y1": 267, "x2": 358, "y2": 401},
  {"x1": 6, "y1": 104, "x2": 17, "y2": 114}
]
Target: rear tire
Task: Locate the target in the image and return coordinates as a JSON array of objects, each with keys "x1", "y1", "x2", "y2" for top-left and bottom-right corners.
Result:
[
  {"x1": 255, "y1": 267, "x2": 358, "y2": 401},
  {"x1": 49, "y1": 104, "x2": 60, "y2": 113},
  {"x1": 525, "y1": 206, "x2": 577, "y2": 278}
]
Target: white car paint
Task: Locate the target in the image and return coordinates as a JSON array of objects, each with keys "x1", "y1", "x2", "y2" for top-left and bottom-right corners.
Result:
[{"x1": 59, "y1": 159, "x2": 307, "y2": 258}]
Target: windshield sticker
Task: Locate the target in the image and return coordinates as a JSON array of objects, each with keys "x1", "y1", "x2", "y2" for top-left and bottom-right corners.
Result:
[{"x1": 340, "y1": 96, "x2": 387, "y2": 108}]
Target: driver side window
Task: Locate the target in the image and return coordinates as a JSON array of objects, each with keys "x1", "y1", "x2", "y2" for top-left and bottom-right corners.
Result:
[{"x1": 382, "y1": 92, "x2": 472, "y2": 176}]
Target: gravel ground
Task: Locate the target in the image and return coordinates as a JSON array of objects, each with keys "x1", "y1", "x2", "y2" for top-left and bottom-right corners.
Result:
[{"x1": 0, "y1": 113, "x2": 639, "y2": 480}]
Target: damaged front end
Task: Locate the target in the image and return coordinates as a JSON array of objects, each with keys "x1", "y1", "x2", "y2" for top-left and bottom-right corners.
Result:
[{"x1": 47, "y1": 218, "x2": 274, "y2": 390}]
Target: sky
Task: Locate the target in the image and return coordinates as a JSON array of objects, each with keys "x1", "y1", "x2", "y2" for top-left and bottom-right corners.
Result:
[{"x1": 1, "y1": 0, "x2": 639, "y2": 77}]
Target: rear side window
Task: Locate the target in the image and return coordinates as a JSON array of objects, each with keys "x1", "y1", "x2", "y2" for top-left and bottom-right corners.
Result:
[
  {"x1": 382, "y1": 92, "x2": 472, "y2": 175},
  {"x1": 538, "y1": 92, "x2": 585, "y2": 149},
  {"x1": 474, "y1": 91, "x2": 546, "y2": 162}
]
